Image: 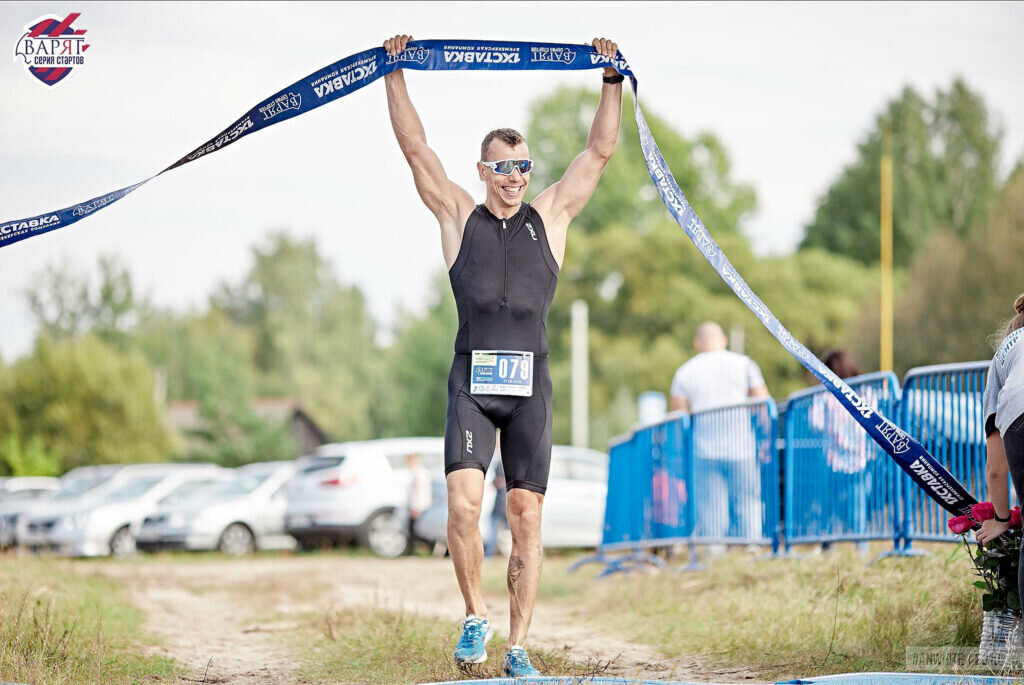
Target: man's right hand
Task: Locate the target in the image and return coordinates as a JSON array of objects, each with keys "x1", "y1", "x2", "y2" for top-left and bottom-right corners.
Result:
[{"x1": 384, "y1": 34, "x2": 413, "y2": 57}]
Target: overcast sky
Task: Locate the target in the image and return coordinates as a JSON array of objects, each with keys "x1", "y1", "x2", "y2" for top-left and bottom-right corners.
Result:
[{"x1": 1, "y1": 1, "x2": 1022, "y2": 361}]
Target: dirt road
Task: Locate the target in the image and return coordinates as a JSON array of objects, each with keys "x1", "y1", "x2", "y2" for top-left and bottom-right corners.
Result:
[{"x1": 82, "y1": 554, "x2": 762, "y2": 684}]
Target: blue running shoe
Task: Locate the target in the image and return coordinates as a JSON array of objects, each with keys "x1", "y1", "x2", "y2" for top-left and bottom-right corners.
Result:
[
  {"x1": 453, "y1": 614, "x2": 492, "y2": 665},
  {"x1": 502, "y1": 646, "x2": 541, "y2": 677}
]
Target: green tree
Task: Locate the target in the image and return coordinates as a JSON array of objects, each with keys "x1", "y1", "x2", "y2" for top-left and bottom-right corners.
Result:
[
  {"x1": 372, "y1": 272, "x2": 458, "y2": 438},
  {"x1": 211, "y1": 233, "x2": 378, "y2": 440},
  {"x1": 850, "y1": 169, "x2": 1024, "y2": 371},
  {"x1": 24, "y1": 255, "x2": 147, "y2": 347},
  {"x1": 0, "y1": 434, "x2": 60, "y2": 477},
  {"x1": 526, "y1": 87, "x2": 756, "y2": 236},
  {"x1": 23, "y1": 258, "x2": 91, "y2": 340},
  {"x1": 801, "y1": 79, "x2": 1002, "y2": 266},
  {"x1": 184, "y1": 330, "x2": 296, "y2": 467},
  {"x1": 0, "y1": 335, "x2": 173, "y2": 472},
  {"x1": 548, "y1": 217, "x2": 875, "y2": 445},
  {"x1": 522, "y1": 87, "x2": 877, "y2": 445},
  {"x1": 138, "y1": 308, "x2": 296, "y2": 465}
]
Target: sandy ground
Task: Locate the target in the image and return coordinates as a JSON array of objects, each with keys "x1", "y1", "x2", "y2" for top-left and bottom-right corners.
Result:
[{"x1": 78, "y1": 554, "x2": 765, "y2": 685}]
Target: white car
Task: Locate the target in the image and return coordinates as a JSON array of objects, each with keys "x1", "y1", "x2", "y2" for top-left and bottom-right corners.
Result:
[
  {"x1": 0, "y1": 477, "x2": 60, "y2": 548},
  {"x1": 22, "y1": 463, "x2": 225, "y2": 557},
  {"x1": 16, "y1": 464, "x2": 125, "y2": 548},
  {"x1": 137, "y1": 461, "x2": 297, "y2": 556},
  {"x1": 285, "y1": 437, "x2": 444, "y2": 558},
  {"x1": 414, "y1": 445, "x2": 609, "y2": 552},
  {"x1": 0, "y1": 476, "x2": 59, "y2": 498}
]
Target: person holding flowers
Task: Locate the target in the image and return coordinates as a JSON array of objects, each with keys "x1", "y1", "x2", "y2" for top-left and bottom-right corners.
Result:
[{"x1": 972, "y1": 293, "x2": 1024, "y2": 611}]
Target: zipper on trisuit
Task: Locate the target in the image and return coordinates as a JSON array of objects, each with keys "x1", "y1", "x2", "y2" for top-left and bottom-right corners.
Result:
[{"x1": 500, "y1": 219, "x2": 509, "y2": 307}]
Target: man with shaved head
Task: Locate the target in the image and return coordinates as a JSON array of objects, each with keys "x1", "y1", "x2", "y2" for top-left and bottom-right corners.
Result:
[
  {"x1": 670, "y1": 322, "x2": 768, "y2": 413},
  {"x1": 670, "y1": 321, "x2": 770, "y2": 547}
]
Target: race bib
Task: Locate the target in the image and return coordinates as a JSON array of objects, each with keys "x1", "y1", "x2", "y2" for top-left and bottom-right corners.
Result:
[{"x1": 471, "y1": 350, "x2": 533, "y2": 397}]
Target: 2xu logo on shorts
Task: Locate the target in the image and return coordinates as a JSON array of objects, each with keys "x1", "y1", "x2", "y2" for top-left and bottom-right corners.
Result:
[{"x1": 465, "y1": 430, "x2": 473, "y2": 454}]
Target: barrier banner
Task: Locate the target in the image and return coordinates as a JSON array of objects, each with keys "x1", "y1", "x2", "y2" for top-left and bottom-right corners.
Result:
[{"x1": 0, "y1": 40, "x2": 976, "y2": 516}]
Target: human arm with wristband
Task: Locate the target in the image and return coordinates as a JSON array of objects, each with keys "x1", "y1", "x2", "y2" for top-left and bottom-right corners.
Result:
[
  {"x1": 532, "y1": 37, "x2": 622, "y2": 266},
  {"x1": 383, "y1": 34, "x2": 475, "y2": 269},
  {"x1": 977, "y1": 430, "x2": 1012, "y2": 545}
]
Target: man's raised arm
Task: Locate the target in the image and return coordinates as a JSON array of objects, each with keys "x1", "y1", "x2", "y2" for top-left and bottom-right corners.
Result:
[
  {"x1": 384, "y1": 35, "x2": 473, "y2": 262},
  {"x1": 533, "y1": 38, "x2": 622, "y2": 263}
]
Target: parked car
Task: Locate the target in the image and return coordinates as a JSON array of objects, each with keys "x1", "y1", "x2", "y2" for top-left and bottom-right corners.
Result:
[
  {"x1": 15, "y1": 464, "x2": 125, "y2": 549},
  {"x1": 0, "y1": 477, "x2": 60, "y2": 548},
  {"x1": 21, "y1": 463, "x2": 224, "y2": 557},
  {"x1": 414, "y1": 445, "x2": 609, "y2": 553},
  {"x1": 0, "y1": 477, "x2": 59, "y2": 499},
  {"x1": 285, "y1": 437, "x2": 444, "y2": 558},
  {"x1": 137, "y1": 461, "x2": 297, "y2": 556}
]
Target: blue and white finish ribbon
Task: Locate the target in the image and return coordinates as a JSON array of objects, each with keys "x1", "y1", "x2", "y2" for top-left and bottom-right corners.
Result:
[{"x1": 0, "y1": 39, "x2": 976, "y2": 516}]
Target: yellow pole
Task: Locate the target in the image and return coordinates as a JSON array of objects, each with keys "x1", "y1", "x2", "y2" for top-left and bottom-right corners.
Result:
[{"x1": 880, "y1": 122, "x2": 894, "y2": 372}]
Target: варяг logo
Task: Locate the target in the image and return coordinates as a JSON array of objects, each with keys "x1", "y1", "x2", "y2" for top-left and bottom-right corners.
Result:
[{"x1": 13, "y1": 12, "x2": 90, "y2": 88}]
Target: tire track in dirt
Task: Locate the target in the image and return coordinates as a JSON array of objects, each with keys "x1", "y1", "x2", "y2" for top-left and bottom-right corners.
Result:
[{"x1": 82, "y1": 555, "x2": 764, "y2": 684}]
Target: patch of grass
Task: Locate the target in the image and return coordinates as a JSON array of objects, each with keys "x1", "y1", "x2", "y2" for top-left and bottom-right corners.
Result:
[
  {"x1": 0, "y1": 557, "x2": 179, "y2": 684},
  {"x1": 575, "y1": 543, "x2": 990, "y2": 680},
  {"x1": 297, "y1": 606, "x2": 605, "y2": 684}
]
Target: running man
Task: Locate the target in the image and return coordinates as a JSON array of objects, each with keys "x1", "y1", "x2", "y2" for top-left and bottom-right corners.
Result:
[{"x1": 384, "y1": 34, "x2": 622, "y2": 676}]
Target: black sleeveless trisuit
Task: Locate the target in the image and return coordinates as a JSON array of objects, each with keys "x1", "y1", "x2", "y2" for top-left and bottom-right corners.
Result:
[{"x1": 443, "y1": 202, "x2": 559, "y2": 494}]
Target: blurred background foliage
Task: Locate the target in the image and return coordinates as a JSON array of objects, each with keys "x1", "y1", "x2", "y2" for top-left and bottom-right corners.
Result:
[{"x1": 0, "y1": 77, "x2": 1020, "y2": 474}]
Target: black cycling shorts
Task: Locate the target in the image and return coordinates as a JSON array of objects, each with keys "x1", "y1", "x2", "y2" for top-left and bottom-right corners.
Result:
[{"x1": 443, "y1": 353, "x2": 552, "y2": 494}]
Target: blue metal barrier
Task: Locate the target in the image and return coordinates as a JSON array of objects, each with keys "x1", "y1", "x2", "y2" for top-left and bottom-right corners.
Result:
[
  {"x1": 576, "y1": 399, "x2": 779, "y2": 575},
  {"x1": 600, "y1": 432, "x2": 638, "y2": 550},
  {"x1": 572, "y1": 414, "x2": 692, "y2": 575},
  {"x1": 783, "y1": 372, "x2": 903, "y2": 554},
  {"x1": 579, "y1": 361, "x2": 993, "y2": 576},
  {"x1": 690, "y1": 398, "x2": 780, "y2": 551},
  {"x1": 900, "y1": 361, "x2": 991, "y2": 548},
  {"x1": 649, "y1": 416, "x2": 694, "y2": 542}
]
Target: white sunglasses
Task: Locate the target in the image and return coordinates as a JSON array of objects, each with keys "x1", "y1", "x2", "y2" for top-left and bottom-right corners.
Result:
[{"x1": 480, "y1": 159, "x2": 534, "y2": 175}]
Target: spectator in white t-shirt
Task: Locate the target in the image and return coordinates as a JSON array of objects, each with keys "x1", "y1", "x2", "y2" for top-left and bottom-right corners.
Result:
[{"x1": 669, "y1": 321, "x2": 770, "y2": 544}]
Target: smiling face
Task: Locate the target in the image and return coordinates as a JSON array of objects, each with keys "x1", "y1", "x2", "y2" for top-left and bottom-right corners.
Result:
[{"x1": 478, "y1": 138, "x2": 530, "y2": 210}]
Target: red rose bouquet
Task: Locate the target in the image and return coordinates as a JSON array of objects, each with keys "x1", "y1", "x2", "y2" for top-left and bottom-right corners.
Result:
[{"x1": 949, "y1": 503, "x2": 1023, "y2": 614}]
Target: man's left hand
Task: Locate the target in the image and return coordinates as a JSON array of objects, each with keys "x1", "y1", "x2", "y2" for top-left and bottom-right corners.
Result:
[{"x1": 591, "y1": 37, "x2": 620, "y2": 77}]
